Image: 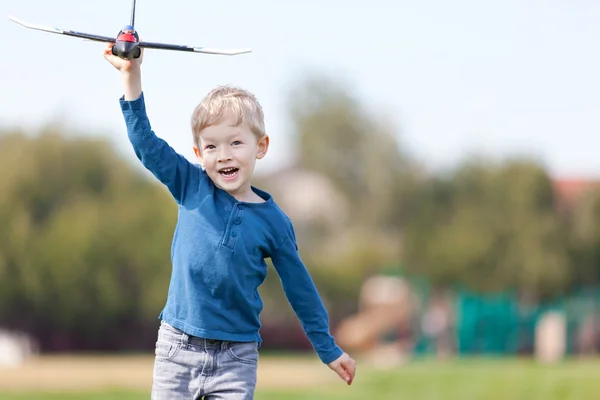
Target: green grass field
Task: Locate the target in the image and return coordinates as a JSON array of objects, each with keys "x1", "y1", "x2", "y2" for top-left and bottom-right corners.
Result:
[{"x1": 0, "y1": 356, "x2": 598, "y2": 400}]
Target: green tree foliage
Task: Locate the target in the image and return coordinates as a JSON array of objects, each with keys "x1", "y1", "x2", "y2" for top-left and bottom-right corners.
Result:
[
  {"x1": 0, "y1": 129, "x2": 176, "y2": 348},
  {"x1": 287, "y1": 74, "x2": 417, "y2": 232},
  {"x1": 567, "y1": 187, "x2": 600, "y2": 286},
  {"x1": 403, "y1": 158, "x2": 572, "y2": 298}
]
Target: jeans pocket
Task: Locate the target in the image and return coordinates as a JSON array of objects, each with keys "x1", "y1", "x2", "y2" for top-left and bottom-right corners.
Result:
[
  {"x1": 155, "y1": 339, "x2": 180, "y2": 361},
  {"x1": 227, "y1": 342, "x2": 259, "y2": 365}
]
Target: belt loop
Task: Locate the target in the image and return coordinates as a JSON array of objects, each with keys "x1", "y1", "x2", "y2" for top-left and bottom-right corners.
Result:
[
  {"x1": 221, "y1": 341, "x2": 228, "y2": 351},
  {"x1": 180, "y1": 332, "x2": 190, "y2": 347}
]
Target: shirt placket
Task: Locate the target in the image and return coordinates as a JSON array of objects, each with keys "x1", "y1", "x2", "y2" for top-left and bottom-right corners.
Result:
[{"x1": 222, "y1": 203, "x2": 245, "y2": 249}]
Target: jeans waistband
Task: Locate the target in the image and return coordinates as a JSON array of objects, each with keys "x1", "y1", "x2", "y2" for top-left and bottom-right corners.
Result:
[{"x1": 160, "y1": 320, "x2": 247, "y2": 349}]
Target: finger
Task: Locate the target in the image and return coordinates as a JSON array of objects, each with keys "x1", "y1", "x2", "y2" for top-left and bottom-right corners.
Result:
[
  {"x1": 342, "y1": 360, "x2": 356, "y2": 385},
  {"x1": 103, "y1": 43, "x2": 115, "y2": 58},
  {"x1": 345, "y1": 368, "x2": 353, "y2": 385},
  {"x1": 347, "y1": 366, "x2": 356, "y2": 385},
  {"x1": 333, "y1": 364, "x2": 351, "y2": 383}
]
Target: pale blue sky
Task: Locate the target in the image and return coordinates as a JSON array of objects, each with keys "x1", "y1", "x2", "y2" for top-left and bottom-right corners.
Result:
[{"x1": 2, "y1": 0, "x2": 600, "y2": 178}]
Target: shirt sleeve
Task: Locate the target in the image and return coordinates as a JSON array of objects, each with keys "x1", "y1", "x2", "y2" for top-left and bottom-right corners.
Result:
[
  {"x1": 120, "y1": 92, "x2": 201, "y2": 205},
  {"x1": 270, "y1": 232, "x2": 343, "y2": 364}
]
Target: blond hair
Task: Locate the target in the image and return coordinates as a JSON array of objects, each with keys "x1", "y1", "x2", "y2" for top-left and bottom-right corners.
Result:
[{"x1": 191, "y1": 85, "x2": 265, "y2": 146}]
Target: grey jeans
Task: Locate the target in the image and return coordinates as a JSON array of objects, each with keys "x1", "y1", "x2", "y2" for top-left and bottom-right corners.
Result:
[{"x1": 152, "y1": 321, "x2": 259, "y2": 400}]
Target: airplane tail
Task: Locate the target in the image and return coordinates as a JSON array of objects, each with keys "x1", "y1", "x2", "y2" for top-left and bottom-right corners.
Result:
[{"x1": 130, "y1": 0, "x2": 137, "y2": 27}]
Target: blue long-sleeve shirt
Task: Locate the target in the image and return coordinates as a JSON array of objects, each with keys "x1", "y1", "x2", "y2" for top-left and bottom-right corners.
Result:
[{"x1": 120, "y1": 93, "x2": 343, "y2": 364}]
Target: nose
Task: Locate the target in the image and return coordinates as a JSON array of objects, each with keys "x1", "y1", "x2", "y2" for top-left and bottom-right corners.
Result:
[{"x1": 217, "y1": 148, "x2": 232, "y2": 162}]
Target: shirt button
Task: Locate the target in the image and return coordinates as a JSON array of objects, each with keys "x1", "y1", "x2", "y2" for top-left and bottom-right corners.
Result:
[
  {"x1": 234, "y1": 218, "x2": 242, "y2": 224},
  {"x1": 231, "y1": 231, "x2": 237, "y2": 237}
]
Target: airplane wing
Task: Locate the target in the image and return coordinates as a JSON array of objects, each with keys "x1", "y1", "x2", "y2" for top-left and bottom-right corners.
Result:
[
  {"x1": 139, "y1": 40, "x2": 251, "y2": 56},
  {"x1": 8, "y1": 16, "x2": 115, "y2": 43}
]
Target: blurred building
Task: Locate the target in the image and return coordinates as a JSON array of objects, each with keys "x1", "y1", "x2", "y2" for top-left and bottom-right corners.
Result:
[{"x1": 552, "y1": 177, "x2": 600, "y2": 211}]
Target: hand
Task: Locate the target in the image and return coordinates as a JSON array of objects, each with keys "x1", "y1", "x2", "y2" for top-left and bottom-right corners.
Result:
[
  {"x1": 103, "y1": 42, "x2": 143, "y2": 73},
  {"x1": 327, "y1": 352, "x2": 356, "y2": 385},
  {"x1": 103, "y1": 42, "x2": 143, "y2": 100}
]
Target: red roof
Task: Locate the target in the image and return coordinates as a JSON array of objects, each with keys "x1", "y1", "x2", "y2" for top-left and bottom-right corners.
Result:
[{"x1": 552, "y1": 178, "x2": 600, "y2": 209}]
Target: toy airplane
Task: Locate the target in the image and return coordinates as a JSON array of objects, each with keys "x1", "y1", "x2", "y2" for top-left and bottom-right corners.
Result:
[{"x1": 8, "y1": 0, "x2": 251, "y2": 59}]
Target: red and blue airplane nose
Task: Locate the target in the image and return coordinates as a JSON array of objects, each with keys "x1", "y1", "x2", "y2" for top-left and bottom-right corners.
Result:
[{"x1": 111, "y1": 27, "x2": 141, "y2": 59}]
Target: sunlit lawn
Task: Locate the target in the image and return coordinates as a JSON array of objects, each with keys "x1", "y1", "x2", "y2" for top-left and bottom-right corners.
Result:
[{"x1": 0, "y1": 356, "x2": 598, "y2": 400}]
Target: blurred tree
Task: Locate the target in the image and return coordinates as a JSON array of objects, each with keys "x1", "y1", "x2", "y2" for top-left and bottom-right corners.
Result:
[
  {"x1": 0, "y1": 128, "x2": 176, "y2": 350},
  {"x1": 568, "y1": 187, "x2": 600, "y2": 286},
  {"x1": 287, "y1": 74, "x2": 418, "y2": 233},
  {"x1": 403, "y1": 158, "x2": 571, "y2": 298}
]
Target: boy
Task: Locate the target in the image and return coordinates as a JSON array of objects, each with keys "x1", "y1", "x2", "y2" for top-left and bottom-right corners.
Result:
[{"x1": 103, "y1": 44, "x2": 356, "y2": 399}]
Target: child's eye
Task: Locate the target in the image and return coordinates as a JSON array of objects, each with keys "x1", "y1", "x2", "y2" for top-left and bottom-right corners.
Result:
[
  {"x1": 232, "y1": 141, "x2": 242, "y2": 146},
  {"x1": 205, "y1": 144, "x2": 216, "y2": 150}
]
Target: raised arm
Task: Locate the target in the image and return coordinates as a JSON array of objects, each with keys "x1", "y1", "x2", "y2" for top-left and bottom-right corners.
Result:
[
  {"x1": 105, "y1": 44, "x2": 200, "y2": 204},
  {"x1": 120, "y1": 90, "x2": 199, "y2": 204}
]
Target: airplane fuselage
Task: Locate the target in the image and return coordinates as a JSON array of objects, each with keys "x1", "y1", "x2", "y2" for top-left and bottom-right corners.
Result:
[{"x1": 111, "y1": 25, "x2": 141, "y2": 59}]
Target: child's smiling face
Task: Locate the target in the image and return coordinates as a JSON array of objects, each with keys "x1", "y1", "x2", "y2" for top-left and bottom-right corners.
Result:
[{"x1": 194, "y1": 112, "x2": 269, "y2": 202}]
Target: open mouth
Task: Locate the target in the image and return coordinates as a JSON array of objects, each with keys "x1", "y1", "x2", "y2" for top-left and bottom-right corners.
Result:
[{"x1": 219, "y1": 167, "x2": 239, "y2": 180}]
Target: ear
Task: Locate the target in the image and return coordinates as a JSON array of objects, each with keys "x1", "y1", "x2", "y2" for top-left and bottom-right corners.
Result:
[
  {"x1": 193, "y1": 145, "x2": 205, "y2": 169},
  {"x1": 256, "y1": 135, "x2": 269, "y2": 160}
]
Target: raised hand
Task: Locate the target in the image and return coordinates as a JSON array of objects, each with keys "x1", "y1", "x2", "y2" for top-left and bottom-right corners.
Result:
[{"x1": 103, "y1": 42, "x2": 143, "y2": 73}]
